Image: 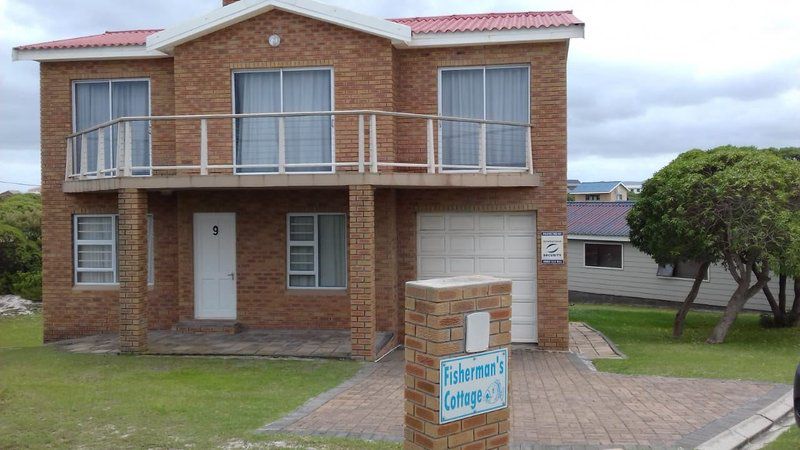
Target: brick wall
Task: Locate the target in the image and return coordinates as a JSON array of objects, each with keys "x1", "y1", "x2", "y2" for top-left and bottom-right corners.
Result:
[
  {"x1": 118, "y1": 189, "x2": 149, "y2": 352},
  {"x1": 348, "y1": 185, "x2": 376, "y2": 359}
]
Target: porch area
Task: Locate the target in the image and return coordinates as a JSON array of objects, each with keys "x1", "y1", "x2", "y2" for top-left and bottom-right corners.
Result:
[{"x1": 52, "y1": 329, "x2": 395, "y2": 359}]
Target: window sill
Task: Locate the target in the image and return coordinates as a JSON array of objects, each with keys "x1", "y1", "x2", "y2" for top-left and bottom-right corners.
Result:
[
  {"x1": 286, "y1": 288, "x2": 347, "y2": 296},
  {"x1": 72, "y1": 284, "x2": 156, "y2": 292},
  {"x1": 656, "y1": 276, "x2": 709, "y2": 282}
]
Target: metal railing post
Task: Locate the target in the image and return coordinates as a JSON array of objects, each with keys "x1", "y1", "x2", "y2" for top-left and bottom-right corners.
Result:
[
  {"x1": 278, "y1": 117, "x2": 286, "y2": 174},
  {"x1": 116, "y1": 123, "x2": 125, "y2": 176},
  {"x1": 526, "y1": 125, "x2": 533, "y2": 174},
  {"x1": 80, "y1": 135, "x2": 88, "y2": 179},
  {"x1": 65, "y1": 139, "x2": 73, "y2": 180},
  {"x1": 358, "y1": 115, "x2": 365, "y2": 173},
  {"x1": 427, "y1": 118, "x2": 435, "y2": 174},
  {"x1": 369, "y1": 114, "x2": 377, "y2": 173},
  {"x1": 479, "y1": 123, "x2": 487, "y2": 174},
  {"x1": 96, "y1": 128, "x2": 105, "y2": 177},
  {"x1": 124, "y1": 121, "x2": 133, "y2": 177},
  {"x1": 200, "y1": 119, "x2": 208, "y2": 175}
]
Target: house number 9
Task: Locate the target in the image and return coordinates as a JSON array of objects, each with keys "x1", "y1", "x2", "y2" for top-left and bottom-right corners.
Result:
[{"x1": 212, "y1": 225, "x2": 219, "y2": 236}]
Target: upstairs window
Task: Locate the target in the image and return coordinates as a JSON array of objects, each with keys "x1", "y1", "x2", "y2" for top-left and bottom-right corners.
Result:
[
  {"x1": 657, "y1": 260, "x2": 709, "y2": 280},
  {"x1": 439, "y1": 66, "x2": 529, "y2": 169},
  {"x1": 584, "y1": 242, "x2": 623, "y2": 269},
  {"x1": 586, "y1": 194, "x2": 601, "y2": 201},
  {"x1": 287, "y1": 214, "x2": 346, "y2": 288},
  {"x1": 73, "y1": 80, "x2": 151, "y2": 176},
  {"x1": 234, "y1": 68, "x2": 333, "y2": 173}
]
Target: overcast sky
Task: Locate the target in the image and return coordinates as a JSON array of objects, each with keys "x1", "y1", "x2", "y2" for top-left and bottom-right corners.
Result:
[{"x1": 1, "y1": 0, "x2": 798, "y2": 191}]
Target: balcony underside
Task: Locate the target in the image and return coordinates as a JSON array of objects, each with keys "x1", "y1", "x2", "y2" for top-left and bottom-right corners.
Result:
[{"x1": 62, "y1": 172, "x2": 541, "y2": 193}]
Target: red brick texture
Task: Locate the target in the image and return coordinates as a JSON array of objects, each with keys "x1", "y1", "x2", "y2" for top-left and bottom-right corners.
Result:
[
  {"x1": 349, "y1": 185, "x2": 376, "y2": 359},
  {"x1": 117, "y1": 189, "x2": 149, "y2": 353},
  {"x1": 404, "y1": 277, "x2": 512, "y2": 449},
  {"x1": 37, "y1": 7, "x2": 569, "y2": 353}
]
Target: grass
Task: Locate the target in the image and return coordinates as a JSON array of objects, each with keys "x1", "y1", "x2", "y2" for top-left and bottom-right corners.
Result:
[
  {"x1": 766, "y1": 426, "x2": 800, "y2": 449},
  {"x1": 570, "y1": 304, "x2": 800, "y2": 383},
  {"x1": 0, "y1": 313, "x2": 398, "y2": 449}
]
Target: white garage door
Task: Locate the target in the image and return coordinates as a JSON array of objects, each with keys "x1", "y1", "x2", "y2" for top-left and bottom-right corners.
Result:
[{"x1": 417, "y1": 212, "x2": 537, "y2": 342}]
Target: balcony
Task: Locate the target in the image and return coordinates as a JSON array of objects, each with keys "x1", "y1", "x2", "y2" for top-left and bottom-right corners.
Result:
[{"x1": 62, "y1": 110, "x2": 539, "y2": 193}]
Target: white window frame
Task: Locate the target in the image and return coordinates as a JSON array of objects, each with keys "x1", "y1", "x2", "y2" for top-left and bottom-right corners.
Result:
[
  {"x1": 71, "y1": 78, "x2": 153, "y2": 177},
  {"x1": 437, "y1": 64, "x2": 531, "y2": 172},
  {"x1": 286, "y1": 213, "x2": 347, "y2": 289},
  {"x1": 73, "y1": 213, "x2": 155, "y2": 286},
  {"x1": 586, "y1": 194, "x2": 601, "y2": 201},
  {"x1": 657, "y1": 261, "x2": 711, "y2": 282},
  {"x1": 231, "y1": 67, "x2": 335, "y2": 175},
  {"x1": 583, "y1": 242, "x2": 624, "y2": 270}
]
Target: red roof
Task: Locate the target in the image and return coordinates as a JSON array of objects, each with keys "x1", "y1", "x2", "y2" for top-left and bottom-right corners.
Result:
[
  {"x1": 568, "y1": 202, "x2": 634, "y2": 238},
  {"x1": 16, "y1": 10, "x2": 581, "y2": 51},
  {"x1": 389, "y1": 11, "x2": 582, "y2": 34},
  {"x1": 15, "y1": 29, "x2": 162, "y2": 50}
]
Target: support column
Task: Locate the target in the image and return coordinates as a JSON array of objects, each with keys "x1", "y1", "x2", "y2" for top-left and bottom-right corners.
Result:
[
  {"x1": 349, "y1": 185, "x2": 376, "y2": 360},
  {"x1": 118, "y1": 189, "x2": 149, "y2": 353}
]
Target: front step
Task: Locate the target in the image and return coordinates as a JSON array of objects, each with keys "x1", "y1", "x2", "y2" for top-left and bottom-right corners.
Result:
[{"x1": 174, "y1": 320, "x2": 242, "y2": 335}]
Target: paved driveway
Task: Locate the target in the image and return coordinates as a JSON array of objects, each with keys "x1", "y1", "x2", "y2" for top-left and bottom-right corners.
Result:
[{"x1": 262, "y1": 348, "x2": 788, "y2": 449}]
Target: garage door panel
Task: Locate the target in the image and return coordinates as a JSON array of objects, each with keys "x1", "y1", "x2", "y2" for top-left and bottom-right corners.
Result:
[
  {"x1": 448, "y1": 215, "x2": 475, "y2": 231},
  {"x1": 419, "y1": 235, "x2": 446, "y2": 253},
  {"x1": 449, "y1": 236, "x2": 476, "y2": 253},
  {"x1": 418, "y1": 212, "x2": 537, "y2": 343}
]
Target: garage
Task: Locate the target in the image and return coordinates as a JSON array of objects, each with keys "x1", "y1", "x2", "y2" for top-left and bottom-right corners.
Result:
[{"x1": 417, "y1": 212, "x2": 538, "y2": 342}]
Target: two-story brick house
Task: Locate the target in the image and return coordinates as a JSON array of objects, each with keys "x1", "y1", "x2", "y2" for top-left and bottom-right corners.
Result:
[{"x1": 13, "y1": 0, "x2": 583, "y2": 359}]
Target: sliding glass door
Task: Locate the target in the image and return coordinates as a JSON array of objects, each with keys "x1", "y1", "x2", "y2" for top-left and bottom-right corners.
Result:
[{"x1": 234, "y1": 68, "x2": 333, "y2": 173}]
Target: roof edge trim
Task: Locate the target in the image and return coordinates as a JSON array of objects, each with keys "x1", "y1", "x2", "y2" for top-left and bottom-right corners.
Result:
[
  {"x1": 398, "y1": 24, "x2": 583, "y2": 48},
  {"x1": 12, "y1": 46, "x2": 168, "y2": 62}
]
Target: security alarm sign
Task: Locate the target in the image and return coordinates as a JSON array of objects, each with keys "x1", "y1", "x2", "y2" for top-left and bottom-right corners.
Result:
[{"x1": 541, "y1": 231, "x2": 564, "y2": 264}]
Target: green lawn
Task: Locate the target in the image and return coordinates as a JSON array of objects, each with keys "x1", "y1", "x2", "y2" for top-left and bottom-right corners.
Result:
[
  {"x1": 0, "y1": 313, "x2": 397, "y2": 449},
  {"x1": 570, "y1": 304, "x2": 800, "y2": 383},
  {"x1": 766, "y1": 426, "x2": 800, "y2": 449}
]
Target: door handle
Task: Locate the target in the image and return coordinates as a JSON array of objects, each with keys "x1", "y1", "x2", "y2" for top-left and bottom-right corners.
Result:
[{"x1": 227, "y1": 272, "x2": 235, "y2": 280}]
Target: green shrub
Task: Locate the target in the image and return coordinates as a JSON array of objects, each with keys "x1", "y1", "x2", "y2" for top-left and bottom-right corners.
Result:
[
  {"x1": 9, "y1": 271, "x2": 42, "y2": 301},
  {"x1": 0, "y1": 194, "x2": 41, "y2": 244}
]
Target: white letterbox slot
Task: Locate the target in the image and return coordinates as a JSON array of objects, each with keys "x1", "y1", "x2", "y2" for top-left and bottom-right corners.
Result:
[{"x1": 465, "y1": 311, "x2": 490, "y2": 353}]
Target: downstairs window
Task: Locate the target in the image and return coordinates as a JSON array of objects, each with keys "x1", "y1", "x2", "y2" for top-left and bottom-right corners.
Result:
[
  {"x1": 73, "y1": 214, "x2": 154, "y2": 285},
  {"x1": 287, "y1": 213, "x2": 346, "y2": 288}
]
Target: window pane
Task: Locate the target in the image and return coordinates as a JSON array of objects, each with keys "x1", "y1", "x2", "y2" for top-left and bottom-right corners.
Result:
[
  {"x1": 289, "y1": 274, "x2": 315, "y2": 287},
  {"x1": 77, "y1": 271, "x2": 115, "y2": 284},
  {"x1": 585, "y1": 244, "x2": 622, "y2": 268},
  {"x1": 74, "y1": 82, "x2": 110, "y2": 175},
  {"x1": 674, "y1": 260, "x2": 708, "y2": 280},
  {"x1": 441, "y1": 69, "x2": 484, "y2": 168},
  {"x1": 485, "y1": 67, "x2": 528, "y2": 167},
  {"x1": 282, "y1": 70, "x2": 332, "y2": 172},
  {"x1": 289, "y1": 216, "x2": 315, "y2": 241},
  {"x1": 77, "y1": 244, "x2": 113, "y2": 269},
  {"x1": 234, "y1": 71, "x2": 281, "y2": 173},
  {"x1": 318, "y1": 215, "x2": 346, "y2": 287},
  {"x1": 112, "y1": 81, "x2": 150, "y2": 175},
  {"x1": 77, "y1": 216, "x2": 113, "y2": 240},
  {"x1": 289, "y1": 246, "x2": 315, "y2": 271},
  {"x1": 147, "y1": 216, "x2": 154, "y2": 285}
]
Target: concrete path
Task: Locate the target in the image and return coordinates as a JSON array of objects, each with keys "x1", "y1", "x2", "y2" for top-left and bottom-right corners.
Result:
[{"x1": 262, "y1": 346, "x2": 789, "y2": 449}]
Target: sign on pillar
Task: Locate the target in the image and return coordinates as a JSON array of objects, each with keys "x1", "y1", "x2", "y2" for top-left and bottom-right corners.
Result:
[{"x1": 404, "y1": 275, "x2": 512, "y2": 450}]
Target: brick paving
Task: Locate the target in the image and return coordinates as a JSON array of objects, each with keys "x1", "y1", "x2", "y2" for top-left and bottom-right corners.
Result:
[
  {"x1": 262, "y1": 349, "x2": 788, "y2": 448},
  {"x1": 569, "y1": 322, "x2": 624, "y2": 359},
  {"x1": 52, "y1": 330, "x2": 393, "y2": 359}
]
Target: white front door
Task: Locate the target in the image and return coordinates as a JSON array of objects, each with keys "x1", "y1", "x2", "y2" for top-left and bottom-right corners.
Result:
[
  {"x1": 193, "y1": 213, "x2": 237, "y2": 319},
  {"x1": 417, "y1": 212, "x2": 538, "y2": 342}
]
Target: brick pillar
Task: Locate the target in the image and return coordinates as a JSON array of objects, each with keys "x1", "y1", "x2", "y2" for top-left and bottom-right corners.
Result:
[
  {"x1": 349, "y1": 185, "x2": 376, "y2": 360},
  {"x1": 404, "y1": 275, "x2": 512, "y2": 449},
  {"x1": 118, "y1": 189, "x2": 148, "y2": 353}
]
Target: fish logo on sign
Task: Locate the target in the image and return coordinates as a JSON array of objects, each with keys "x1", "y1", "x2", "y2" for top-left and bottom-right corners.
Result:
[{"x1": 484, "y1": 379, "x2": 504, "y2": 405}]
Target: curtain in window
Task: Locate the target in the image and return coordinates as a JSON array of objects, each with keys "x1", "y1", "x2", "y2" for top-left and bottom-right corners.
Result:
[
  {"x1": 440, "y1": 69, "x2": 483, "y2": 168},
  {"x1": 485, "y1": 67, "x2": 528, "y2": 167},
  {"x1": 74, "y1": 83, "x2": 110, "y2": 175},
  {"x1": 234, "y1": 72, "x2": 280, "y2": 173},
  {"x1": 282, "y1": 70, "x2": 332, "y2": 172},
  {"x1": 112, "y1": 81, "x2": 150, "y2": 175},
  {"x1": 318, "y1": 215, "x2": 345, "y2": 287}
]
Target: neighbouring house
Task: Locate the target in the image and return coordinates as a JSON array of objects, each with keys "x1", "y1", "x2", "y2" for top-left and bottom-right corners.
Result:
[
  {"x1": 13, "y1": 0, "x2": 584, "y2": 359},
  {"x1": 567, "y1": 179, "x2": 581, "y2": 193},
  {"x1": 567, "y1": 201, "x2": 776, "y2": 311},
  {"x1": 623, "y1": 181, "x2": 642, "y2": 194},
  {"x1": 570, "y1": 181, "x2": 628, "y2": 202}
]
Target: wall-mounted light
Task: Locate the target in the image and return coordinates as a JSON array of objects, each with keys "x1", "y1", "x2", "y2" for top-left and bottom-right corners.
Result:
[{"x1": 268, "y1": 34, "x2": 281, "y2": 47}]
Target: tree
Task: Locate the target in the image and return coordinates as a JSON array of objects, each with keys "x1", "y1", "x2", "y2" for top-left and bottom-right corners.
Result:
[{"x1": 628, "y1": 146, "x2": 800, "y2": 343}]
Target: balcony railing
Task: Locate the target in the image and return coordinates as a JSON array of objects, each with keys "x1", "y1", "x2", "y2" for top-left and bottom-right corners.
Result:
[{"x1": 64, "y1": 110, "x2": 533, "y2": 181}]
